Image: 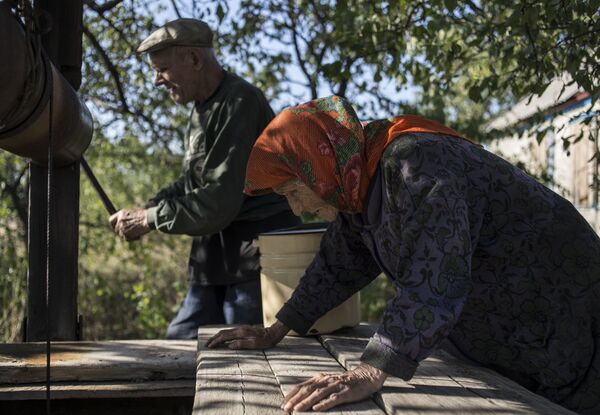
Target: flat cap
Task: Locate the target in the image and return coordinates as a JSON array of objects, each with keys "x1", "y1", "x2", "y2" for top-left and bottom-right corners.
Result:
[{"x1": 136, "y1": 18, "x2": 213, "y2": 53}]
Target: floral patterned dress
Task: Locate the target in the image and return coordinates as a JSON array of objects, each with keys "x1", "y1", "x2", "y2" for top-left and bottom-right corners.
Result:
[{"x1": 276, "y1": 133, "x2": 600, "y2": 415}]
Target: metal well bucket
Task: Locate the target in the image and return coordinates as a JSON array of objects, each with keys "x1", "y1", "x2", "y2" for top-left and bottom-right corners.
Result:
[
  {"x1": 0, "y1": 4, "x2": 93, "y2": 166},
  {"x1": 257, "y1": 225, "x2": 360, "y2": 335}
]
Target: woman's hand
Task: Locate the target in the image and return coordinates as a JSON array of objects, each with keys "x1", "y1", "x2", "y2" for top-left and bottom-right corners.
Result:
[
  {"x1": 282, "y1": 363, "x2": 387, "y2": 412},
  {"x1": 205, "y1": 320, "x2": 289, "y2": 349}
]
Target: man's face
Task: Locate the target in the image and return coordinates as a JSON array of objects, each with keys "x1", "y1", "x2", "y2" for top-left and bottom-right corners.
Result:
[
  {"x1": 274, "y1": 179, "x2": 339, "y2": 221},
  {"x1": 149, "y1": 48, "x2": 198, "y2": 104}
]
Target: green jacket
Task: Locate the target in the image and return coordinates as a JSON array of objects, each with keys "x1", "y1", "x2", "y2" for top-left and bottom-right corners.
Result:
[{"x1": 146, "y1": 71, "x2": 292, "y2": 235}]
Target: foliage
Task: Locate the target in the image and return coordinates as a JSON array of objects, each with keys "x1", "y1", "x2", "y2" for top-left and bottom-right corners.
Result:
[
  {"x1": 421, "y1": 0, "x2": 599, "y2": 103},
  {"x1": 208, "y1": 0, "x2": 598, "y2": 139},
  {"x1": 1, "y1": 0, "x2": 599, "y2": 341},
  {"x1": 0, "y1": 153, "x2": 28, "y2": 342},
  {"x1": 360, "y1": 275, "x2": 395, "y2": 322},
  {"x1": 77, "y1": 126, "x2": 190, "y2": 340},
  {"x1": 81, "y1": 0, "x2": 189, "y2": 148}
]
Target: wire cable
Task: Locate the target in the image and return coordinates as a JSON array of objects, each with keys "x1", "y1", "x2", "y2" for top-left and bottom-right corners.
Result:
[{"x1": 45, "y1": 54, "x2": 54, "y2": 415}]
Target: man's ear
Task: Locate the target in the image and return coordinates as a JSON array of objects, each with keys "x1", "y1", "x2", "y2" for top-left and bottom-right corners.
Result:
[{"x1": 189, "y1": 48, "x2": 204, "y2": 71}]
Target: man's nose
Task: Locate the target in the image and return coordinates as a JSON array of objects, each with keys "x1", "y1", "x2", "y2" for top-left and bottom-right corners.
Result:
[{"x1": 288, "y1": 200, "x2": 303, "y2": 217}]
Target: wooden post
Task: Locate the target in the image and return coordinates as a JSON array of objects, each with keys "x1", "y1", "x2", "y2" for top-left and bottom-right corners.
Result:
[
  {"x1": 26, "y1": 0, "x2": 83, "y2": 341},
  {"x1": 27, "y1": 163, "x2": 80, "y2": 341}
]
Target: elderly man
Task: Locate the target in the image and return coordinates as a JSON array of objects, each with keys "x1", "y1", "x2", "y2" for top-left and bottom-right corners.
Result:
[{"x1": 110, "y1": 19, "x2": 299, "y2": 339}]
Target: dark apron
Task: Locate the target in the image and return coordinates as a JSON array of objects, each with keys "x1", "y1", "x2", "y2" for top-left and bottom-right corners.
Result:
[{"x1": 188, "y1": 210, "x2": 300, "y2": 285}]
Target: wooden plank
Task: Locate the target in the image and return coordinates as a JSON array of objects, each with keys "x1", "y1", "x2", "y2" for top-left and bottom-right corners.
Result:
[
  {"x1": 0, "y1": 340, "x2": 196, "y2": 384},
  {"x1": 264, "y1": 335, "x2": 385, "y2": 415},
  {"x1": 319, "y1": 326, "x2": 575, "y2": 415},
  {"x1": 0, "y1": 379, "x2": 194, "y2": 400},
  {"x1": 194, "y1": 327, "x2": 285, "y2": 415}
]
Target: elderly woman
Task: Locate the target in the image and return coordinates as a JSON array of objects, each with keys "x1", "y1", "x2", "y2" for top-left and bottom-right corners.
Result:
[{"x1": 207, "y1": 96, "x2": 600, "y2": 414}]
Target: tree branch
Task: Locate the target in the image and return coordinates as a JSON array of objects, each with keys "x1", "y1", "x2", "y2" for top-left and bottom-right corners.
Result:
[
  {"x1": 82, "y1": 24, "x2": 130, "y2": 114},
  {"x1": 83, "y1": 0, "x2": 124, "y2": 14},
  {"x1": 286, "y1": 5, "x2": 318, "y2": 98},
  {"x1": 335, "y1": 57, "x2": 356, "y2": 97},
  {"x1": 95, "y1": 11, "x2": 136, "y2": 50},
  {"x1": 525, "y1": 23, "x2": 541, "y2": 78},
  {"x1": 170, "y1": 0, "x2": 183, "y2": 19}
]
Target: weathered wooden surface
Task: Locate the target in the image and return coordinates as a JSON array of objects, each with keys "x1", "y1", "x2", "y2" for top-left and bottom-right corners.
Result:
[
  {"x1": 194, "y1": 325, "x2": 575, "y2": 415},
  {"x1": 195, "y1": 328, "x2": 384, "y2": 415},
  {"x1": 0, "y1": 340, "x2": 196, "y2": 384},
  {"x1": 319, "y1": 325, "x2": 576, "y2": 415},
  {"x1": 265, "y1": 336, "x2": 384, "y2": 414},
  {"x1": 0, "y1": 326, "x2": 579, "y2": 414},
  {"x1": 0, "y1": 340, "x2": 196, "y2": 400},
  {"x1": 195, "y1": 328, "x2": 285, "y2": 415}
]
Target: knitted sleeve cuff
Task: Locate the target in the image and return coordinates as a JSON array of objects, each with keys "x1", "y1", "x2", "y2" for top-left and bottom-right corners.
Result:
[
  {"x1": 275, "y1": 302, "x2": 314, "y2": 334},
  {"x1": 360, "y1": 338, "x2": 418, "y2": 381}
]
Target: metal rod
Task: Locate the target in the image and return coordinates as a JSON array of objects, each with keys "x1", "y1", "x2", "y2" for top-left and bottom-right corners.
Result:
[{"x1": 80, "y1": 156, "x2": 117, "y2": 215}]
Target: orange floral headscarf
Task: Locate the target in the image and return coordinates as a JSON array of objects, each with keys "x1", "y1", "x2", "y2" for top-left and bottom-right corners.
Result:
[{"x1": 245, "y1": 96, "x2": 469, "y2": 213}]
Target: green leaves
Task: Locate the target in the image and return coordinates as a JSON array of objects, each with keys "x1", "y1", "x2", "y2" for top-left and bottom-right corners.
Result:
[
  {"x1": 216, "y1": 3, "x2": 225, "y2": 22},
  {"x1": 0, "y1": 151, "x2": 28, "y2": 341}
]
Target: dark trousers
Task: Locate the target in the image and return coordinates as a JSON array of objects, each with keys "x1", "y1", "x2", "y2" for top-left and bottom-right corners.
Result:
[
  {"x1": 165, "y1": 278, "x2": 262, "y2": 339},
  {"x1": 167, "y1": 211, "x2": 300, "y2": 340}
]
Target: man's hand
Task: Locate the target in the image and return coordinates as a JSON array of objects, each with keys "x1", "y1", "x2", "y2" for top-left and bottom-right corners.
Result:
[
  {"x1": 281, "y1": 363, "x2": 387, "y2": 412},
  {"x1": 205, "y1": 321, "x2": 289, "y2": 349},
  {"x1": 109, "y1": 208, "x2": 151, "y2": 241}
]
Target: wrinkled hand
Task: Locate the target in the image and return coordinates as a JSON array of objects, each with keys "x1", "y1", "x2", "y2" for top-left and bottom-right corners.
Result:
[
  {"x1": 282, "y1": 363, "x2": 387, "y2": 412},
  {"x1": 109, "y1": 208, "x2": 150, "y2": 241},
  {"x1": 205, "y1": 321, "x2": 289, "y2": 349}
]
